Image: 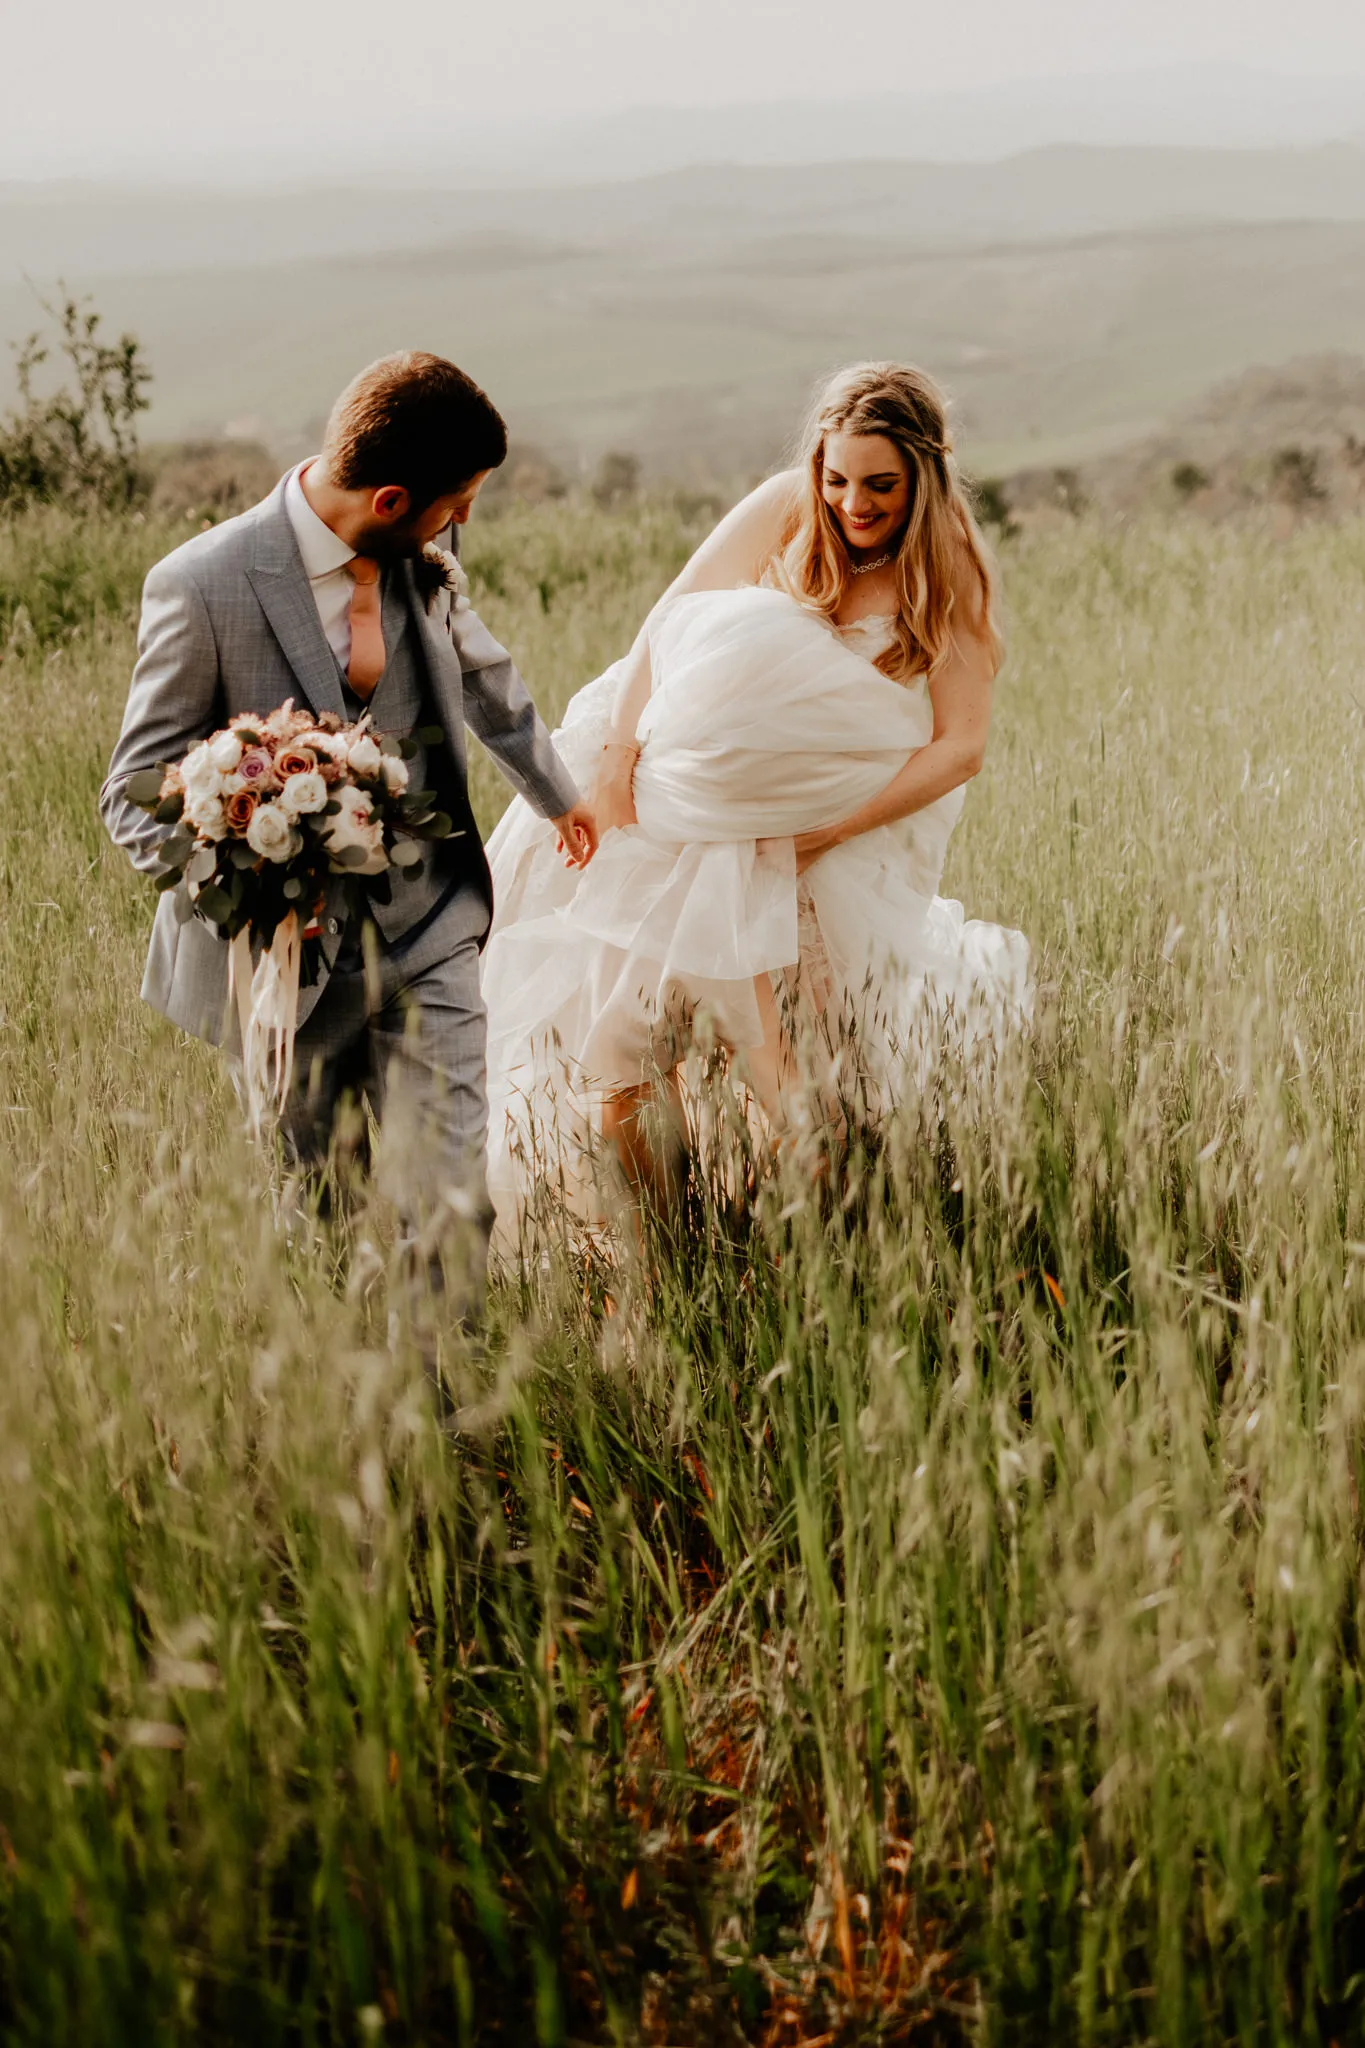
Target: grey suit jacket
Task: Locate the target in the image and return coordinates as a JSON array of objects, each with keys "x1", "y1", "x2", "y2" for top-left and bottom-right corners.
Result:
[{"x1": 100, "y1": 475, "x2": 580, "y2": 1044}]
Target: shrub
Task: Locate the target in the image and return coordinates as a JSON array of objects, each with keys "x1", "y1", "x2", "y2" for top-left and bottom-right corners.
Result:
[
  {"x1": 146, "y1": 438, "x2": 281, "y2": 522},
  {"x1": 1271, "y1": 445, "x2": 1328, "y2": 506},
  {"x1": 971, "y1": 475, "x2": 1018, "y2": 536},
  {"x1": 1172, "y1": 460, "x2": 1211, "y2": 497},
  {"x1": 0, "y1": 291, "x2": 151, "y2": 512},
  {"x1": 1051, "y1": 466, "x2": 1088, "y2": 515},
  {"x1": 592, "y1": 449, "x2": 641, "y2": 507}
]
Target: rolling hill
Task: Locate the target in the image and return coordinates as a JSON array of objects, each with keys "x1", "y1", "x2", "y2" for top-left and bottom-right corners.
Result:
[
  {"x1": 7, "y1": 215, "x2": 1365, "y2": 482},
  {"x1": 7, "y1": 147, "x2": 1365, "y2": 481}
]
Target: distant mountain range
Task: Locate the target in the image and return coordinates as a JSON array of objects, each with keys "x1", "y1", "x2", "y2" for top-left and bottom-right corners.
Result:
[
  {"x1": 10, "y1": 62, "x2": 1362, "y2": 186},
  {"x1": 444, "y1": 65, "x2": 1365, "y2": 184},
  {"x1": 6, "y1": 142, "x2": 1365, "y2": 286},
  {"x1": 6, "y1": 213, "x2": 1365, "y2": 482},
  {"x1": 7, "y1": 124, "x2": 1365, "y2": 484}
]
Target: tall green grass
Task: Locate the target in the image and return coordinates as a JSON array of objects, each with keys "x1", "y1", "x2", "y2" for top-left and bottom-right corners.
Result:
[{"x1": 3, "y1": 497, "x2": 1365, "y2": 2044}]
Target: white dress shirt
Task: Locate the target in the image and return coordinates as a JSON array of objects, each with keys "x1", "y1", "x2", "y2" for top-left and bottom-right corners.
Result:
[{"x1": 284, "y1": 460, "x2": 358, "y2": 668}]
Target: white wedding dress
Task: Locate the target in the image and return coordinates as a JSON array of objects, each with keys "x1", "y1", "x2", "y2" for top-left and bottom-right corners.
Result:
[{"x1": 483, "y1": 586, "x2": 1030, "y2": 1233}]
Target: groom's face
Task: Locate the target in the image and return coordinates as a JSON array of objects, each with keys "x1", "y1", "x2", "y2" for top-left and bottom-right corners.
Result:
[{"x1": 354, "y1": 470, "x2": 493, "y2": 560}]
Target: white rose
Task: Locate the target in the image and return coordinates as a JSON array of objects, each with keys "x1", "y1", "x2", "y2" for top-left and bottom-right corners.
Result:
[
  {"x1": 345, "y1": 733, "x2": 383, "y2": 777},
  {"x1": 208, "y1": 731, "x2": 243, "y2": 773},
  {"x1": 279, "y1": 770, "x2": 328, "y2": 818},
  {"x1": 246, "y1": 801, "x2": 303, "y2": 864},
  {"x1": 181, "y1": 741, "x2": 221, "y2": 801},
  {"x1": 323, "y1": 786, "x2": 388, "y2": 875},
  {"x1": 333, "y1": 784, "x2": 371, "y2": 822},
  {"x1": 184, "y1": 791, "x2": 228, "y2": 839},
  {"x1": 307, "y1": 732, "x2": 348, "y2": 764},
  {"x1": 381, "y1": 754, "x2": 410, "y2": 795}
]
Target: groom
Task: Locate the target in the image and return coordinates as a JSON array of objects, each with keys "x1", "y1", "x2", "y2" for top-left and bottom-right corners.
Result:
[{"x1": 101, "y1": 351, "x2": 596, "y2": 1322}]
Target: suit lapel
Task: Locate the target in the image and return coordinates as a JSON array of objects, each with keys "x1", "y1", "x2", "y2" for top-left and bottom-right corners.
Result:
[{"x1": 245, "y1": 485, "x2": 348, "y2": 720}]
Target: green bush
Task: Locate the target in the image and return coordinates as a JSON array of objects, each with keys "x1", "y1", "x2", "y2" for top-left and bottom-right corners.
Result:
[{"x1": 0, "y1": 293, "x2": 151, "y2": 513}]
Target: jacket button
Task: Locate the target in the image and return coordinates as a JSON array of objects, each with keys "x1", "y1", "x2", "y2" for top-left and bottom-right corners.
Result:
[{"x1": 326, "y1": 917, "x2": 339, "y2": 936}]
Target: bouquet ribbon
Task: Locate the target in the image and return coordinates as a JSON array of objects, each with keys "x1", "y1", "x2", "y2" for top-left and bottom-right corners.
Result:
[{"x1": 229, "y1": 912, "x2": 302, "y2": 1139}]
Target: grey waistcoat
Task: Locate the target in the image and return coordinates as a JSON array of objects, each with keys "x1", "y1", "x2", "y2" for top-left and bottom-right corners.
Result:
[{"x1": 338, "y1": 575, "x2": 472, "y2": 944}]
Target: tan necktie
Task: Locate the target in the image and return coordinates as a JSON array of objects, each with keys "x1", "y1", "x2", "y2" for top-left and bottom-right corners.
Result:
[{"x1": 345, "y1": 557, "x2": 385, "y2": 698}]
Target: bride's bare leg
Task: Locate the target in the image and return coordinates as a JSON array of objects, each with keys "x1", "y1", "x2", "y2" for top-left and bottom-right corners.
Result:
[
  {"x1": 738, "y1": 973, "x2": 797, "y2": 1128},
  {"x1": 742, "y1": 973, "x2": 847, "y2": 1167},
  {"x1": 601, "y1": 1078, "x2": 687, "y2": 1209}
]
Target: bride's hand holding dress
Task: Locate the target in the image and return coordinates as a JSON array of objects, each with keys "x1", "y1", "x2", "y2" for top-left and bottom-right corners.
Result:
[{"x1": 785, "y1": 550, "x2": 997, "y2": 875}]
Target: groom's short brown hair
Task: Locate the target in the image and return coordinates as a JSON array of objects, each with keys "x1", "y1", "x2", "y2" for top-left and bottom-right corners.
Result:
[{"x1": 323, "y1": 352, "x2": 508, "y2": 506}]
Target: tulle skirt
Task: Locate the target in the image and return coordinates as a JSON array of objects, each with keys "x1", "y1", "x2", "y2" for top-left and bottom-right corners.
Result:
[{"x1": 483, "y1": 587, "x2": 1031, "y2": 1232}]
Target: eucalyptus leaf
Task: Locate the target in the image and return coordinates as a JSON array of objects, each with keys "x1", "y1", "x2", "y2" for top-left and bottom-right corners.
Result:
[
  {"x1": 125, "y1": 768, "x2": 167, "y2": 807},
  {"x1": 282, "y1": 877, "x2": 303, "y2": 899},
  {"x1": 379, "y1": 733, "x2": 402, "y2": 758},
  {"x1": 230, "y1": 841, "x2": 258, "y2": 869},
  {"x1": 332, "y1": 845, "x2": 372, "y2": 871},
  {"x1": 414, "y1": 725, "x2": 445, "y2": 747},
  {"x1": 187, "y1": 846, "x2": 219, "y2": 886},
  {"x1": 159, "y1": 828, "x2": 194, "y2": 865},
  {"x1": 172, "y1": 885, "x2": 194, "y2": 925},
  {"x1": 389, "y1": 839, "x2": 423, "y2": 868},
  {"x1": 196, "y1": 884, "x2": 232, "y2": 925},
  {"x1": 155, "y1": 868, "x2": 183, "y2": 894},
  {"x1": 154, "y1": 792, "x2": 184, "y2": 825}
]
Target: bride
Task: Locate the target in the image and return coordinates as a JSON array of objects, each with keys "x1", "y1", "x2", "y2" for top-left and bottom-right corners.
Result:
[{"x1": 482, "y1": 361, "x2": 1031, "y2": 1230}]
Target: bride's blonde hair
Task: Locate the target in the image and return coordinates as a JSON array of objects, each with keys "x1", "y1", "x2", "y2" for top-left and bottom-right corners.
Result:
[{"x1": 766, "y1": 361, "x2": 1002, "y2": 681}]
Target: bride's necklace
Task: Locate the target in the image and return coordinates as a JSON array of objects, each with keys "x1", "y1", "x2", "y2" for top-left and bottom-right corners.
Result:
[{"x1": 850, "y1": 551, "x2": 894, "y2": 576}]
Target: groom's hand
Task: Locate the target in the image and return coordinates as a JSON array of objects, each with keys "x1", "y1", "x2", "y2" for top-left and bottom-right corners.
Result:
[{"x1": 552, "y1": 801, "x2": 599, "y2": 869}]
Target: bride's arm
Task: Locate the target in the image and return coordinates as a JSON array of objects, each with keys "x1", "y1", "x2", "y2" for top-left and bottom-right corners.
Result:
[
  {"x1": 596, "y1": 470, "x2": 801, "y2": 829},
  {"x1": 791, "y1": 574, "x2": 998, "y2": 875}
]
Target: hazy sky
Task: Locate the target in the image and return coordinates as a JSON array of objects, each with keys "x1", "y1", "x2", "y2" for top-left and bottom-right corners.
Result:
[{"x1": 3, "y1": 0, "x2": 1364, "y2": 179}]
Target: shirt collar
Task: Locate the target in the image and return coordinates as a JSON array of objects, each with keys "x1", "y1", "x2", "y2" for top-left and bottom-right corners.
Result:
[{"x1": 284, "y1": 460, "x2": 355, "y2": 581}]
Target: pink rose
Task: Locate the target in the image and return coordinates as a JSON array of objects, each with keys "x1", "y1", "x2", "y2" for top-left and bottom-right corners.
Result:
[{"x1": 237, "y1": 748, "x2": 275, "y2": 786}]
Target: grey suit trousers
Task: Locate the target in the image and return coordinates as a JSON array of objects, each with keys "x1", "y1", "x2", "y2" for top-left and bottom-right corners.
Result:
[{"x1": 279, "y1": 885, "x2": 495, "y2": 1316}]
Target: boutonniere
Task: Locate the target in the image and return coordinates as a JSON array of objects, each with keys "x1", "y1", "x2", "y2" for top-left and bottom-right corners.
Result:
[{"x1": 417, "y1": 543, "x2": 471, "y2": 615}]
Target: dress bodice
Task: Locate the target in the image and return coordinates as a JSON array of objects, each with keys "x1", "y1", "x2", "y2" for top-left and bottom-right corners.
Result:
[{"x1": 835, "y1": 612, "x2": 897, "y2": 659}]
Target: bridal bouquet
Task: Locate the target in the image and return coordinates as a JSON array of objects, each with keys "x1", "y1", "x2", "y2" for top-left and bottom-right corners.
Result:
[{"x1": 125, "y1": 701, "x2": 456, "y2": 1130}]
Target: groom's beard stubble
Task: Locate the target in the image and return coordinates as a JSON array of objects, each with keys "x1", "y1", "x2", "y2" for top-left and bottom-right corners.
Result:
[{"x1": 353, "y1": 522, "x2": 428, "y2": 567}]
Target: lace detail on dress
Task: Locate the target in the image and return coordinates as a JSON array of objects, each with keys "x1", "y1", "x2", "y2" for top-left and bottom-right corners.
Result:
[{"x1": 835, "y1": 612, "x2": 897, "y2": 655}]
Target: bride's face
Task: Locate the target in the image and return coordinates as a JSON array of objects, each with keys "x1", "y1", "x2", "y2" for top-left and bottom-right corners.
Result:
[{"x1": 821, "y1": 432, "x2": 911, "y2": 556}]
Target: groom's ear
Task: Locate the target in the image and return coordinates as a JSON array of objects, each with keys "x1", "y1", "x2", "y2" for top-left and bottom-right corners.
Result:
[{"x1": 370, "y1": 484, "x2": 412, "y2": 522}]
